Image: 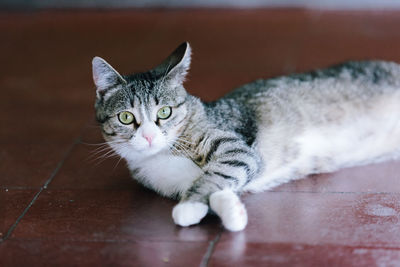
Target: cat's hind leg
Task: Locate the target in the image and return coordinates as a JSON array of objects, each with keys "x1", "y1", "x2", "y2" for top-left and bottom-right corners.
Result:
[{"x1": 209, "y1": 189, "x2": 248, "y2": 232}]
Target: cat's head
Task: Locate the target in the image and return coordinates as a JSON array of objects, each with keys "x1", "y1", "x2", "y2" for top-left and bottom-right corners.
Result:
[{"x1": 92, "y1": 42, "x2": 192, "y2": 160}]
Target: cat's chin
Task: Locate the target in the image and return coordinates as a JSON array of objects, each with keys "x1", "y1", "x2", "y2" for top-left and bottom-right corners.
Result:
[
  {"x1": 108, "y1": 142, "x2": 165, "y2": 162},
  {"x1": 127, "y1": 145, "x2": 168, "y2": 160},
  {"x1": 136, "y1": 147, "x2": 163, "y2": 157}
]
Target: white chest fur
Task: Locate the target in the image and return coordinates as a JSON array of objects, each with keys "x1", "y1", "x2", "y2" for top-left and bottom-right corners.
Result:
[{"x1": 126, "y1": 153, "x2": 203, "y2": 197}]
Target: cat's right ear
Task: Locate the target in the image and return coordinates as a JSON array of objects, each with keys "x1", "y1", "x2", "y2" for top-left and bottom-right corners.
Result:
[
  {"x1": 154, "y1": 42, "x2": 192, "y2": 88},
  {"x1": 92, "y1": 57, "x2": 127, "y2": 98}
]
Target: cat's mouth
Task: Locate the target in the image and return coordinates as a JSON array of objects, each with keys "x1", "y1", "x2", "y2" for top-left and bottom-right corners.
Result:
[{"x1": 129, "y1": 140, "x2": 166, "y2": 155}]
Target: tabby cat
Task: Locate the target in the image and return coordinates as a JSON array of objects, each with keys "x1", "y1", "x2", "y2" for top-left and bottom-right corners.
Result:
[{"x1": 92, "y1": 42, "x2": 400, "y2": 231}]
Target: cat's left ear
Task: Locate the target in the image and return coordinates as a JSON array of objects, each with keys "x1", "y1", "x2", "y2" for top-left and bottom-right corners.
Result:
[
  {"x1": 92, "y1": 57, "x2": 127, "y2": 98},
  {"x1": 154, "y1": 42, "x2": 192, "y2": 88}
]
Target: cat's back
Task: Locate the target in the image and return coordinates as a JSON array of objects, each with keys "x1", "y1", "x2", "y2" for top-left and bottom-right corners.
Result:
[
  {"x1": 225, "y1": 60, "x2": 400, "y2": 104},
  {"x1": 222, "y1": 60, "x2": 400, "y2": 124}
]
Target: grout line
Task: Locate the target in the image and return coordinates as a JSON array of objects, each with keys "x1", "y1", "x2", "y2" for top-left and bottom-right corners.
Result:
[
  {"x1": 200, "y1": 232, "x2": 222, "y2": 267},
  {"x1": 1, "y1": 189, "x2": 43, "y2": 242},
  {"x1": 0, "y1": 138, "x2": 80, "y2": 243}
]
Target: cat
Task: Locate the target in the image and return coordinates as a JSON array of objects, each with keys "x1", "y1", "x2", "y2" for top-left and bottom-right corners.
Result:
[{"x1": 92, "y1": 42, "x2": 400, "y2": 231}]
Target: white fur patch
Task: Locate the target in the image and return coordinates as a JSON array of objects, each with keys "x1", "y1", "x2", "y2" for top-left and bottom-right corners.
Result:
[
  {"x1": 172, "y1": 202, "x2": 208, "y2": 227},
  {"x1": 210, "y1": 189, "x2": 248, "y2": 232},
  {"x1": 126, "y1": 152, "x2": 203, "y2": 197}
]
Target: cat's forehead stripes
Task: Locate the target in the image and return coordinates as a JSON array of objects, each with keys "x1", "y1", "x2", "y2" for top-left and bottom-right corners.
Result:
[
  {"x1": 139, "y1": 103, "x2": 151, "y2": 122},
  {"x1": 127, "y1": 78, "x2": 160, "y2": 103},
  {"x1": 129, "y1": 92, "x2": 142, "y2": 108}
]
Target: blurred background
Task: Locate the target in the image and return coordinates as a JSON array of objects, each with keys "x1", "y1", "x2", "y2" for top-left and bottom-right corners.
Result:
[{"x1": 3, "y1": 0, "x2": 400, "y2": 9}]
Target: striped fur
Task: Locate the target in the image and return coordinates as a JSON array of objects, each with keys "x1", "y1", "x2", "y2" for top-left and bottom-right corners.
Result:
[{"x1": 92, "y1": 42, "x2": 400, "y2": 231}]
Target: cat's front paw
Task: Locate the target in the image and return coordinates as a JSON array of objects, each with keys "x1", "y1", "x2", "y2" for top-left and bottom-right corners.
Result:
[
  {"x1": 172, "y1": 202, "x2": 209, "y2": 227},
  {"x1": 210, "y1": 189, "x2": 248, "y2": 232}
]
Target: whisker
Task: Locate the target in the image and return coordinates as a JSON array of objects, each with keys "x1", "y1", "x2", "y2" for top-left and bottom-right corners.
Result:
[
  {"x1": 170, "y1": 141, "x2": 192, "y2": 158},
  {"x1": 94, "y1": 154, "x2": 119, "y2": 166},
  {"x1": 176, "y1": 140, "x2": 195, "y2": 147},
  {"x1": 87, "y1": 147, "x2": 116, "y2": 163},
  {"x1": 175, "y1": 135, "x2": 196, "y2": 145},
  {"x1": 91, "y1": 150, "x2": 119, "y2": 166},
  {"x1": 174, "y1": 140, "x2": 193, "y2": 150},
  {"x1": 169, "y1": 145, "x2": 184, "y2": 157},
  {"x1": 88, "y1": 146, "x2": 114, "y2": 159},
  {"x1": 81, "y1": 141, "x2": 113, "y2": 146},
  {"x1": 85, "y1": 140, "x2": 125, "y2": 157},
  {"x1": 113, "y1": 156, "x2": 124, "y2": 170}
]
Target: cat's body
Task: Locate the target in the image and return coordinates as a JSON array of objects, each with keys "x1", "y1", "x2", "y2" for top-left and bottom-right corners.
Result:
[{"x1": 92, "y1": 42, "x2": 400, "y2": 231}]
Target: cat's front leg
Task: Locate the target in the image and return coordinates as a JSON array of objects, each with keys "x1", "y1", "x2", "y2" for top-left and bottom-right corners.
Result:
[
  {"x1": 172, "y1": 201, "x2": 209, "y2": 227},
  {"x1": 172, "y1": 136, "x2": 261, "y2": 231},
  {"x1": 209, "y1": 189, "x2": 248, "y2": 231},
  {"x1": 172, "y1": 188, "x2": 248, "y2": 231},
  {"x1": 173, "y1": 191, "x2": 247, "y2": 232}
]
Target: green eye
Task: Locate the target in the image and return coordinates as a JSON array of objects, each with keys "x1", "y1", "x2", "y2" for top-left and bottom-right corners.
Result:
[
  {"x1": 118, "y1": 111, "x2": 135, "y2": 125},
  {"x1": 157, "y1": 106, "x2": 172, "y2": 120}
]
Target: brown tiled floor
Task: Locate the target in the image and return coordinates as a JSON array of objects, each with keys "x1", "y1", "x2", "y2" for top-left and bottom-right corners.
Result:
[{"x1": 2, "y1": 9, "x2": 400, "y2": 266}]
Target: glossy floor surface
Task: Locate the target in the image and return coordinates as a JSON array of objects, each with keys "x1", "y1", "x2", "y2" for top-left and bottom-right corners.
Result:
[{"x1": 2, "y1": 9, "x2": 400, "y2": 266}]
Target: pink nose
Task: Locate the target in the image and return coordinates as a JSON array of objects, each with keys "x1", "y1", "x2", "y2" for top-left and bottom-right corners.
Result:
[{"x1": 143, "y1": 134, "x2": 154, "y2": 145}]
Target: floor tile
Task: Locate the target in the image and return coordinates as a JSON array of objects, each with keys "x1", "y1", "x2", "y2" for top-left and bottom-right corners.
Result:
[
  {"x1": 209, "y1": 242, "x2": 400, "y2": 267},
  {"x1": 10, "y1": 190, "x2": 221, "y2": 242},
  {"x1": 220, "y1": 192, "x2": 400, "y2": 247},
  {"x1": 0, "y1": 239, "x2": 210, "y2": 267},
  {"x1": 0, "y1": 190, "x2": 37, "y2": 239},
  {"x1": 48, "y1": 125, "x2": 134, "y2": 190},
  {"x1": 0, "y1": 143, "x2": 73, "y2": 188}
]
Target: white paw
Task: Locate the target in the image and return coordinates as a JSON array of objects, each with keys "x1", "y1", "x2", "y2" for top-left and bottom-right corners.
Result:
[
  {"x1": 172, "y1": 202, "x2": 209, "y2": 227},
  {"x1": 210, "y1": 189, "x2": 248, "y2": 232}
]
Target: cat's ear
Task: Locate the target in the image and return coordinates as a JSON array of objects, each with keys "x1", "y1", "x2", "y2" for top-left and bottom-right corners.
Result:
[
  {"x1": 154, "y1": 42, "x2": 192, "y2": 88},
  {"x1": 92, "y1": 57, "x2": 127, "y2": 98}
]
